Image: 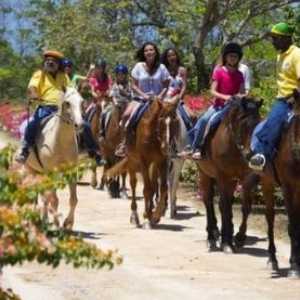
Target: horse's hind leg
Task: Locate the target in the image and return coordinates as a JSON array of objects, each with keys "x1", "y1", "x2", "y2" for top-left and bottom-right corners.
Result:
[
  {"x1": 235, "y1": 173, "x2": 260, "y2": 248},
  {"x1": 200, "y1": 172, "x2": 218, "y2": 251},
  {"x1": 261, "y1": 178, "x2": 279, "y2": 273},
  {"x1": 129, "y1": 171, "x2": 139, "y2": 227},
  {"x1": 63, "y1": 182, "x2": 78, "y2": 230}
]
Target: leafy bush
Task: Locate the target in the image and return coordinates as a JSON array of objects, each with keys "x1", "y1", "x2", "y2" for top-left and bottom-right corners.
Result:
[{"x1": 0, "y1": 146, "x2": 122, "y2": 298}]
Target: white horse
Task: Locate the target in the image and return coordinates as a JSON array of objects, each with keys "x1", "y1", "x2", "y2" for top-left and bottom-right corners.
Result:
[
  {"x1": 168, "y1": 108, "x2": 191, "y2": 218},
  {"x1": 24, "y1": 87, "x2": 84, "y2": 229}
]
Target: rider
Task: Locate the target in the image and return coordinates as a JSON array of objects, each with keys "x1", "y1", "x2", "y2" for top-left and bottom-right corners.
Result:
[
  {"x1": 16, "y1": 50, "x2": 103, "y2": 165},
  {"x1": 249, "y1": 22, "x2": 299, "y2": 170},
  {"x1": 62, "y1": 58, "x2": 87, "y2": 89},
  {"x1": 179, "y1": 42, "x2": 246, "y2": 159}
]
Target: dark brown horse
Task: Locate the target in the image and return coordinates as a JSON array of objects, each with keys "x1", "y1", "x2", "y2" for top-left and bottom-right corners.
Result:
[
  {"x1": 239, "y1": 93, "x2": 300, "y2": 278},
  {"x1": 196, "y1": 98, "x2": 262, "y2": 253},
  {"x1": 106, "y1": 97, "x2": 179, "y2": 228},
  {"x1": 99, "y1": 103, "x2": 128, "y2": 198}
]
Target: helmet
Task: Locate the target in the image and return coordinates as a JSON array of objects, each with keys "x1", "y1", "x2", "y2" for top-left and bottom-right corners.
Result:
[
  {"x1": 114, "y1": 64, "x2": 128, "y2": 74},
  {"x1": 43, "y1": 50, "x2": 64, "y2": 60},
  {"x1": 95, "y1": 58, "x2": 107, "y2": 68},
  {"x1": 62, "y1": 58, "x2": 73, "y2": 67},
  {"x1": 271, "y1": 22, "x2": 294, "y2": 37},
  {"x1": 222, "y1": 42, "x2": 243, "y2": 60}
]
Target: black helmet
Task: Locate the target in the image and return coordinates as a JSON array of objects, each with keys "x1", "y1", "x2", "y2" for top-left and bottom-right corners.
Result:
[
  {"x1": 95, "y1": 58, "x2": 107, "y2": 68},
  {"x1": 222, "y1": 42, "x2": 243, "y2": 61}
]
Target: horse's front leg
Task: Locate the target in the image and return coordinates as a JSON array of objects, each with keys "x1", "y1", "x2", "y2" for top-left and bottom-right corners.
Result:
[
  {"x1": 63, "y1": 182, "x2": 78, "y2": 230},
  {"x1": 142, "y1": 166, "x2": 154, "y2": 229},
  {"x1": 235, "y1": 173, "x2": 260, "y2": 248},
  {"x1": 217, "y1": 177, "x2": 236, "y2": 253},
  {"x1": 90, "y1": 165, "x2": 98, "y2": 189},
  {"x1": 129, "y1": 170, "x2": 139, "y2": 227},
  {"x1": 168, "y1": 158, "x2": 184, "y2": 219},
  {"x1": 200, "y1": 172, "x2": 218, "y2": 251},
  {"x1": 152, "y1": 160, "x2": 168, "y2": 225},
  {"x1": 120, "y1": 172, "x2": 128, "y2": 199}
]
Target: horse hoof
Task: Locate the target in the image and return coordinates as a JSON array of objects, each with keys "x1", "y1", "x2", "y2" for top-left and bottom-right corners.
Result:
[
  {"x1": 234, "y1": 233, "x2": 246, "y2": 248},
  {"x1": 169, "y1": 210, "x2": 177, "y2": 219},
  {"x1": 222, "y1": 243, "x2": 236, "y2": 254},
  {"x1": 207, "y1": 240, "x2": 218, "y2": 252},
  {"x1": 143, "y1": 221, "x2": 152, "y2": 229},
  {"x1": 151, "y1": 216, "x2": 161, "y2": 225},
  {"x1": 213, "y1": 228, "x2": 220, "y2": 240},
  {"x1": 130, "y1": 214, "x2": 140, "y2": 227},
  {"x1": 267, "y1": 259, "x2": 279, "y2": 272},
  {"x1": 288, "y1": 265, "x2": 300, "y2": 279},
  {"x1": 63, "y1": 219, "x2": 73, "y2": 230}
]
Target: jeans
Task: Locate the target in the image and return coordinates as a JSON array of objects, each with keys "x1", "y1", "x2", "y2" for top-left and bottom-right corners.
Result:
[
  {"x1": 251, "y1": 99, "x2": 291, "y2": 159},
  {"x1": 23, "y1": 105, "x2": 98, "y2": 154},
  {"x1": 190, "y1": 106, "x2": 217, "y2": 150}
]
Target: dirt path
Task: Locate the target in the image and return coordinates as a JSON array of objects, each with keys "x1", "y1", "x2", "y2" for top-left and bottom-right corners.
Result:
[{"x1": 1, "y1": 134, "x2": 299, "y2": 300}]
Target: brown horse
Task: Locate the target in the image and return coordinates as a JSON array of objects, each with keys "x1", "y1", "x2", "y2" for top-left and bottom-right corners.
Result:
[
  {"x1": 239, "y1": 94, "x2": 300, "y2": 278},
  {"x1": 98, "y1": 103, "x2": 128, "y2": 198},
  {"x1": 106, "y1": 97, "x2": 179, "y2": 228},
  {"x1": 196, "y1": 98, "x2": 262, "y2": 253}
]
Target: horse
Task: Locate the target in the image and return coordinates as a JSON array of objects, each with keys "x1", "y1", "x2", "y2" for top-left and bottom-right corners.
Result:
[
  {"x1": 22, "y1": 87, "x2": 84, "y2": 229},
  {"x1": 196, "y1": 97, "x2": 262, "y2": 253},
  {"x1": 99, "y1": 102, "x2": 128, "y2": 198},
  {"x1": 106, "y1": 96, "x2": 179, "y2": 228},
  {"x1": 168, "y1": 102, "x2": 206, "y2": 218},
  {"x1": 239, "y1": 93, "x2": 300, "y2": 278}
]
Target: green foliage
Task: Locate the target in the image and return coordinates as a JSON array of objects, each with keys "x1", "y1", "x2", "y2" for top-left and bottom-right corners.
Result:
[
  {"x1": 180, "y1": 160, "x2": 198, "y2": 185},
  {"x1": 0, "y1": 146, "x2": 121, "y2": 298}
]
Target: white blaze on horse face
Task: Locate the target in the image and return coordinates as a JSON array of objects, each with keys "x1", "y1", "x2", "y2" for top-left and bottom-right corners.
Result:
[{"x1": 64, "y1": 87, "x2": 84, "y2": 128}]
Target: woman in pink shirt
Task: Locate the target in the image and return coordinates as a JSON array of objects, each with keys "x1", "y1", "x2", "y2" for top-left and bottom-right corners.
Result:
[{"x1": 179, "y1": 42, "x2": 245, "y2": 159}]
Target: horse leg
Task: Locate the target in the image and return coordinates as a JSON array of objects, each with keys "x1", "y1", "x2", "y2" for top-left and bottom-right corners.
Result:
[
  {"x1": 120, "y1": 172, "x2": 128, "y2": 199},
  {"x1": 235, "y1": 173, "x2": 260, "y2": 248},
  {"x1": 90, "y1": 165, "x2": 97, "y2": 189},
  {"x1": 98, "y1": 164, "x2": 107, "y2": 190},
  {"x1": 217, "y1": 177, "x2": 236, "y2": 253},
  {"x1": 168, "y1": 159, "x2": 184, "y2": 219},
  {"x1": 142, "y1": 166, "x2": 154, "y2": 229},
  {"x1": 152, "y1": 160, "x2": 168, "y2": 225},
  {"x1": 48, "y1": 190, "x2": 60, "y2": 227},
  {"x1": 129, "y1": 171, "x2": 139, "y2": 227},
  {"x1": 63, "y1": 182, "x2": 78, "y2": 230},
  {"x1": 200, "y1": 172, "x2": 218, "y2": 251},
  {"x1": 284, "y1": 186, "x2": 300, "y2": 278},
  {"x1": 261, "y1": 178, "x2": 279, "y2": 273}
]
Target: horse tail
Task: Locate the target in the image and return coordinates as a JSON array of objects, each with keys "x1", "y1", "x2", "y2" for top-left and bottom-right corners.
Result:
[
  {"x1": 105, "y1": 158, "x2": 128, "y2": 178},
  {"x1": 291, "y1": 116, "x2": 300, "y2": 161}
]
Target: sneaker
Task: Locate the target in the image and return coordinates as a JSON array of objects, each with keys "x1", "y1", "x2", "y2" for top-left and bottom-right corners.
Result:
[
  {"x1": 15, "y1": 147, "x2": 30, "y2": 164},
  {"x1": 248, "y1": 153, "x2": 266, "y2": 171},
  {"x1": 192, "y1": 150, "x2": 203, "y2": 160},
  {"x1": 177, "y1": 145, "x2": 193, "y2": 158}
]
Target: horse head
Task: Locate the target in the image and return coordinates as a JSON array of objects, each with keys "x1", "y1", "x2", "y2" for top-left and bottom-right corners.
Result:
[
  {"x1": 59, "y1": 87, "x2": 84, "y2": 130},
  {"x1": 156, "y1": 96, "x2": 180, "y2": 155},
  {"x1": 225, "y1": 96, "x2": 263, "y2": 155}
]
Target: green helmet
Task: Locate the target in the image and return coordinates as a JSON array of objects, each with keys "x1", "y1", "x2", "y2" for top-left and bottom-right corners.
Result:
[{"x1": 271, "y1": 22, "x2": 294, "y2": 36}]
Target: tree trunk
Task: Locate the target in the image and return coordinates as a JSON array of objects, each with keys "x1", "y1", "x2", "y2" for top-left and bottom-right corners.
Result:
[{"x1": 193, "y1": 46, "x2": 210, "y2": 92}]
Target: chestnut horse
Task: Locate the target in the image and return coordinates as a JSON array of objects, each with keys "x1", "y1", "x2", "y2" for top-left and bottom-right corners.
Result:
[
  {"x1": 196, "y1": 98, "x2": 262, "y2": 253},
  {"x1": 106, "y1": 97, "x2": 179, "y2": 228}
]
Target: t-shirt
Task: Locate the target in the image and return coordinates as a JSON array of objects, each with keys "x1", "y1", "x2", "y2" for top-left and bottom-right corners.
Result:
[
  {"x1": 239, "y1": 63, "x2": 251, "y2": 92},
  {"x1": 276, "y1": 45, "x2": 300, "y2": 98},
  {"x1": 89, "y1": 75, "x2": 112, "y2": 93},
  {"x1": 109, "y1": 82, "x2": 132, "y2": 105},
  {"x1": 131, "y1": 62, "x2": 170, "y2": 97},
  {"x1": 28, "y1": 70, "x2": 69, "y2": 105},
  {"x1": 212, "y1": 66, "x2": 244, "y2": 108}
]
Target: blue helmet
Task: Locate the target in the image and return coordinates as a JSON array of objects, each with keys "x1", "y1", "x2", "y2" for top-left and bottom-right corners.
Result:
[
  {"x1": 62, "y1": 58, "x2": 73, "y2": 67},
  {"x1": 114, "y1": 64, "x2": 128, "y2": 74}
]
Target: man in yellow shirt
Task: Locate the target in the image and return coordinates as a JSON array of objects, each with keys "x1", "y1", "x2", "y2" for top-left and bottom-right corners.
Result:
[
  {"x1": 16, "y1": 50, "x2": 102, "y2": 165},
  {"x1": 249, "y1": 22, "x2": 300, "y2": 170}
]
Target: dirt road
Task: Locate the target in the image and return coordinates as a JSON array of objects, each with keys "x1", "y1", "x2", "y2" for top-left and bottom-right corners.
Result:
[{"x1": 1, "y1": 133, "x2": 299, "y2": 300}]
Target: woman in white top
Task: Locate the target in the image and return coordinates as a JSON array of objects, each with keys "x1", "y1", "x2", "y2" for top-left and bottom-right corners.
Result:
[{"x1": 115, "y1": 42, "x2": 170, "y2": 157}]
